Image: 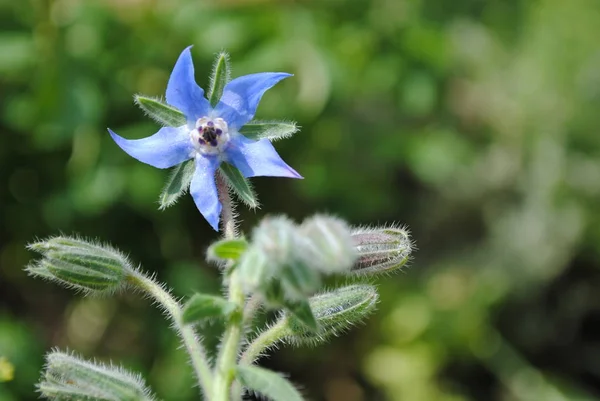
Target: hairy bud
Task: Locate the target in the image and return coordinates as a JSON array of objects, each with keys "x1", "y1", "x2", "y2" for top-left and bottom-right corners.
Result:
[
  {"x1": 350, "y1": 226, "x2": 413, "y2": 276},
  {"x1": 26, "y1": 236, "x2": 133, "y2": 294},
  {"x1": 299, "y1": 215, "x2": 357, "y2": 274},
  {"x1": 282, "y1": 284, "x2": 379, "y2": 345},
  {"x1": 39, "y1": 351, "x2": 157, "y2": 401}
]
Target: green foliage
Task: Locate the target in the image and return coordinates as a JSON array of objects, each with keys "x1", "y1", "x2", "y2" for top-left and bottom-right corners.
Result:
[
  {"x1": 4, "y1": 0, "x2": 600, "y2": 400},
  {"x1": 182, "y1": 294, "x2": 237, "y2": 324},
  {"x1": 207, "y1": 238, "x2": 249, "y2": 261},
  {"x1": 235, "y1": 365, "x2": 304, "y2": 401}
]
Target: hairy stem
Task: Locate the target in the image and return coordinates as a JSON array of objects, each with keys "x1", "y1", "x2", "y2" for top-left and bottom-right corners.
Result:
[
  {"x1": 127, "y1": 273, "x2": 213, "y2": 398},
  {"x1": 239, "y1": 320, "x2": 288, "y2": 365},
  {"x1": 213, "y1": 175, "x2": 245, "y2": 401},
  {"x1": 230, "y1": 320, "x2": 288, "y2": 399}
]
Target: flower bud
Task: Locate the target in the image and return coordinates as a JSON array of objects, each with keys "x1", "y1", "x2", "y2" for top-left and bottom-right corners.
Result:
[
  {"x1": 26, "y1": 236, "x2": 132, "y2": 294},
  {"x1": 282, "y1": 284, "x2": 379, "y2": 345},
  {"x1": 350, "y1": 226, "x2": 413, "y2": 276},
  {"x1": 39, "y1": 351, "x2": 157, "y2": 401},
  {"x1": 238, "y1": 216, "x2": 322, "y2": 300},
  {"x1": 299, "y1": 215, "x2": 357, "y2": 274}
]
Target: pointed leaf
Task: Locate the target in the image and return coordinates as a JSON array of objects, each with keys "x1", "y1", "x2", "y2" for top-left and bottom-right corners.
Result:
[
  {"x1": 159, "y1": 160, "x2": 195, "y2": 209},
  {"x1": 239, "y1": 121, "x2": 299, "y2": 141},
  {"x1": 207, "y1": 52, "x2": 231, "y2": 108},
  {"x1": 236, "y1": 365, "x2": 304, "y2": 401},
  {"x1": 182, "y1": 294, "x2": 237, "y2": 324},
  {"x1": 219, "y1": 164, "x2": 258, "y2": 208},
  {"x1": 134, "y1": 95, "x2": 186, "y2": 127},
  {"x1": 207, "y1": 238, "x2": 249, "y2": 261}
]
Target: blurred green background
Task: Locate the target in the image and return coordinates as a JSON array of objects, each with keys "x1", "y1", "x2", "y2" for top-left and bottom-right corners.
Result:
[{"x1": 3, "y1": 0, "x2": 600, "y2": 400}]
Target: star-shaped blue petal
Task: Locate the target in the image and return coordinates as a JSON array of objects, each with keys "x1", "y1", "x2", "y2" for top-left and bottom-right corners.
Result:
[{"x1": 108, "y1": 46, "x2": 301, "y2": 231}]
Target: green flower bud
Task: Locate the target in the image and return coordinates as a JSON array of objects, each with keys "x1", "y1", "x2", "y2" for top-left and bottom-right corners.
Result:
[
  {"x1": 350, "y1": 226, "x2": 413, "y2": 276},
  {"x1": 238, "y1": 216, "x2": 322, "y2": 300},
  {"x1": 26, "y1": 236, "x2": 133, "y2": 294},
  {"x1": 39, "y1": 351, "x2": 157, "y2": 401},
  {"x1": 282, "y1": 284, "x2": 379, "y2": 345},
  {"x1": 299, "y1": 215, "x2": 357, "y2": 274}
]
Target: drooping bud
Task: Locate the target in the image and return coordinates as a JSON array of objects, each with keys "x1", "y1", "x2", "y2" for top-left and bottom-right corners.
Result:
[
  {"x1": 39, "y1": 351, "x2": 157, "y2": 401},
  {"x1": 282, "y1": 284, "x2": 379, "y2": 345},
  {"x1": 26, "y1": 236, "x2": 133, "y2": 294},
  {"x1": 299, "y1": 215, "x2": 357, "y2": 274},
  {"x1": 350, "y1": 226, "x2": 413, "y2": 276}
]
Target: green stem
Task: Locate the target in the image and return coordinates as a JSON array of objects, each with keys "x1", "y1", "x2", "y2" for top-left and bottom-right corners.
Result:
[
  {"x1": 242, "y1": 294, "x2": 262, "y2": 326},
  {"x1": 230, "y1": 320, "x2": 288, "y2": 399},
  {"x1": 127, "y1": 273, "x2": 213, "y2": 398},
  {"x1": 213, "y1": 174, "x2": 245, "y2": 401},
  {"x1": 239, "y1": 320, "x2": 288, "y2": 365}
]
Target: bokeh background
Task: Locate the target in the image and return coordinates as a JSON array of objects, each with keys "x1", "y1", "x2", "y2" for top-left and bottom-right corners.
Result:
[{"x1": 3, "y1": 0, "x2": 600, "y2": 400}]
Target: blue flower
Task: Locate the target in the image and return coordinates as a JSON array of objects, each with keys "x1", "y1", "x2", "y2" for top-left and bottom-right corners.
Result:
[{"x1": 108, "y1": 47, "x2": 302, "y2": 231}]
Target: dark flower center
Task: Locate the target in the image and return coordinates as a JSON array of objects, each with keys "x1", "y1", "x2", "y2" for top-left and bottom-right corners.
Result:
[{"x1": 198, "y1": 122, "x2": 223, "y2": 147}]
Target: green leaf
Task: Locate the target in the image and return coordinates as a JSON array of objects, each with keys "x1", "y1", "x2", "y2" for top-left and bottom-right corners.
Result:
[
  {"x1": 236, "y1": 365, "x2": 304, "y2": 401},
  {"x1": 239, "y1": 121, "x2": 299, "y2": 141},
  {"x1": 182, "y1": 294, "x2": 236, "y2": 324},
  {"x1": 283, "y1": 298, "x2": 317, "y2": 332},
  {"x1": 159, "y1": 160, "x2": 195, "y2": 209},
  {"x1": 207, "y1": 238, "x2": 249, "y2": 261},
  {"x1": 284, "y1": 284, "x2": 379, "y2": 345},
  {"x1": 134, "y1": 95, "x2": 186, "y2": 127},
  {"x1": 207, "y1": 52, "x2": 231, "y2": 107},
  {"x1": 219, "y1": 164, "x2": 258, "y2": 208}
]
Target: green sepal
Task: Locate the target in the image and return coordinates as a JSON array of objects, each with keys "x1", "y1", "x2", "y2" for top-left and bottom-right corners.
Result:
[
  {"x1": 219, "y1": 164, "x2": 258, "y2": 209},
  {"x1": 282, "y1": 298, "x2": 317, "y2": 332},
  {"x1": 280, "y1": 263, "x2": 321, "y2": 301},
  {"x1": 159, "y1": 160, "x2": 195, "y2": 209},
  {"x1": 207, "y1": 238, "x2": 249, "y2": 261},
  {"x1": 283, "y1": 284, "x2": 379, "y2": 345},
  {"x1": 239, "y1": 121, "x2": 299, "y2": 141},
  {"x1": 235, "y1": 365, "x2": 304, "y2": 401},
  {"x1": 207, "y1": 52, "x2": 231, "y2": 107},
  {"x1": 134, "y1": 95, "x2": 186, "y2": 127},
  {"x1": 182, "y1": 293, "x2": 237, "y2": 324}
]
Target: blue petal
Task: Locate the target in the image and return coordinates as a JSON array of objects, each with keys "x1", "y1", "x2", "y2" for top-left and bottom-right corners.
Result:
[
  {"x1": 166, "y1": 46, "x2": 211, "y2": 122},
  {"x1": 214, "y1": 72, "x2": 292, "y2": 129},
  {"x1": 224, "y1": 134, "x2": 302, "y2": 179},
  {"x1": 190, "y1": 155, "x2": 222, "y2": 231},
  {"x1": 109, "y1": 127, "x2": 193, "y2": 169}
]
